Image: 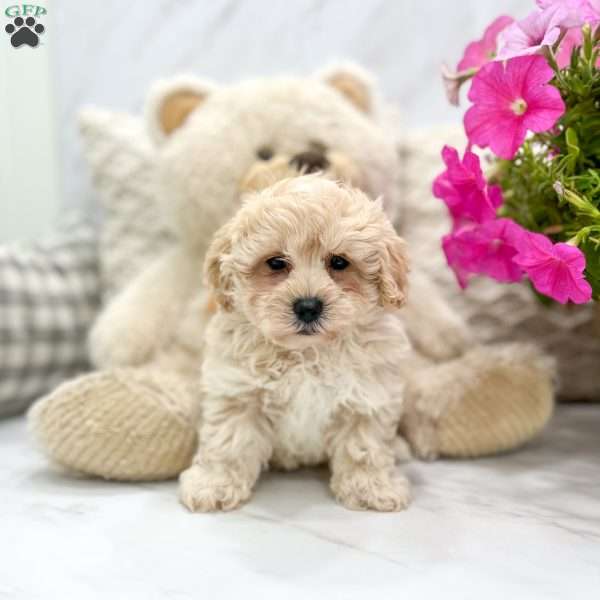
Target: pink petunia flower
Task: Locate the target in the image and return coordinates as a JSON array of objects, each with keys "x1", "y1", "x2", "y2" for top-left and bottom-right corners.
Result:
[
  {"x1": 496, "y1": 6, "x2": 566, "y2": 60},
  {"x1": 536, "y1": 0, "x2": 600, "y2": 27},
  {"x1": 501, "y1": 1, "x2": 600, "y2": 63},
  {"x1": 457, "y1": 15, "x2": 515, "y2": 71},
  {"x1": 513, "y1": 232, "x2": 592, "y2": 303},
  {"x1": 443, "y1": 218, "x2": 526, "y2": 289},
  {"x1": 464, "y1": 55, "x2": 566, "y2": 160},
  {"x1": 496, "y1": 3, "x2": 567, "y2": 60},
  {"x1": 433, "y1": 146, "x2": 502, "y2": 227}
]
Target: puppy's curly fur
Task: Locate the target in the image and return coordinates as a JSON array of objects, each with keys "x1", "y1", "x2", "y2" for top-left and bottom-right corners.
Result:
[{"x1": 179, "y1": 176, "x2": 412, "y2": 512}]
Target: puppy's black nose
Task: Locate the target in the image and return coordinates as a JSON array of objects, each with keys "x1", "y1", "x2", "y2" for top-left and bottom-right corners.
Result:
[
  {"x1": 290, "y1": 151, "x2": 329, "y2": 173},
  {"x1": 293, "y1": 297, "x2": 324, "y2": 324}
]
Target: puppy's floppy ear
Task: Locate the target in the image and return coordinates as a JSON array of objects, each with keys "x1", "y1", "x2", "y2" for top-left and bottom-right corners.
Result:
[
  {"x1": 316, "y1": 62, "x2": 375, "y2": 114},
  {"x1": 378, "y1": 232, "x2": 410, "y2": 309},
  {"x1": 145, "y1": 75, "x2": 216, "y2": 144},
  {"x1": 204, "y1": 222, "x2": 235, "y2": 312}
]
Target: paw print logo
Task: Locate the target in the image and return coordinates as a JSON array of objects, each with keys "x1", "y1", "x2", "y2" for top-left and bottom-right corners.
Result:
[{"x1": 5, "y1": 16, "x2": 45, "y2": 48}]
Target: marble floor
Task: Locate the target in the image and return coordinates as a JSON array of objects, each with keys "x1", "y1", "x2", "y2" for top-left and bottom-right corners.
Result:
[{"x1": 0, "y1": 405, "x2": 598, "y2": 599}]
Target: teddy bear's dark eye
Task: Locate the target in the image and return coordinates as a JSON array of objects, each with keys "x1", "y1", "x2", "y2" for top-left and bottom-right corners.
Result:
[
  {"x1": 266, "y1": 256, "x2": 288, "y2": 271},
  {"x1": 257, "y1": 146, "x2": 274, "y2": 161},
  {"x1": 330, "y1": 255, "x2": 350, "y2": 271}
]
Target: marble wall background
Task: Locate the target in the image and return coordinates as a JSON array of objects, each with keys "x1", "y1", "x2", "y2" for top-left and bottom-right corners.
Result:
[
  {"x1": 0, "y1": 0, "x2": 57, "y2": 242},
  {"x1": 52, "y1": 0, "x2": 530, "y2": 213}
]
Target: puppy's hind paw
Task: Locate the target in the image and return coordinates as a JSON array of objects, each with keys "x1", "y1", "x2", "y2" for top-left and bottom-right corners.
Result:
[
  {"x1": 331, "y1": 470, "x2": 411, "y2": 512},
  {"x1": 179, "y1": 463, "x2": 252, "y2": 512}
]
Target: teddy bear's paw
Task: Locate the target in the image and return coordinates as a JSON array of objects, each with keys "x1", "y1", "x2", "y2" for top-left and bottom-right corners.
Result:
[
  {"x1": 179, "y1": 463, "x2": 253, "y2": 512},
  {"x1": 398, "y1": 410, "x2": 440, "y2": 462},
  {"x1": 405, "y1": 431, "x2": 439, "y2": 462},
  {"x1": 88, "y1": 322, "x2": 157, "y2": 368},
  {"x1": 28, "y1": 370, "x2": 198, "y2": 481},
  {"x1": 331, "y1": 469, "x2": 411, "y2": 512},
  {"x1": 410, "y1": 317, "x2": 473, "y2": 362}
]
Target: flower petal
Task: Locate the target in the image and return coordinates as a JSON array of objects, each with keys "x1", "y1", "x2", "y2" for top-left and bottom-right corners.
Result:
[
  {"x1": 504, "y1": 55, "x2": 555, "y2": 94},
  {"x1": 514, "y1": 234, "x2": 592, "y2": 304},
  {"x1": 457, "y1": 15, "x2": 515, "y2": 70},
  {"x1": 433, "y1": 146, "x2": 500, "y2": 225},
  {"x1": 496, "y1": 6, "x2": 566, "y2": 60},
  {"x1": 443, "y1": 219, "x2": 526, "y2": 288},
  {"x1": 467, "y1": 61, "x2": 514, "y2": 105},
  {"x1": 465, "y1": 104, "x2": 527, "y2": 159},
  {"x1": 522, "y1": 84, "x2": 565, "y2": 132}
]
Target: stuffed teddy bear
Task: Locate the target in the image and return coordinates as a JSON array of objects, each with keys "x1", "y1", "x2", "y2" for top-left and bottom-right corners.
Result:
[{"x1": 28, "y1": 65, "x2": 555, "y2": 481}]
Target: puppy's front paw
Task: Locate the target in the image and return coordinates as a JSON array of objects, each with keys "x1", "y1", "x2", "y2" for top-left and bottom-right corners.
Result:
[
  {"x1": 331, "y1": 469, "x2": 411, "y2": 512},
  {"x1": 179, "y1": 463, "x2": 252, "y2": 512}
]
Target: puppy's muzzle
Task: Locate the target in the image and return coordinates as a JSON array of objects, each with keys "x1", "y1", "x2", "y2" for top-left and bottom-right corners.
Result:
[{"x1": 293, "y1": 297, "x2": 324, "y2": 327}]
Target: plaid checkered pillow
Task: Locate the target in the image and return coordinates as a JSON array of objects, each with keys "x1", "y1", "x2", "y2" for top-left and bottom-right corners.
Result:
[{"x1": 0, "y1": 220, "x2": 100, "y2": 417}]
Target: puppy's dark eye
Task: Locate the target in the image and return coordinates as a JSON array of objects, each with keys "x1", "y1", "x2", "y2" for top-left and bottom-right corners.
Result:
[
  {"x1": 266, "y1": 256, "x2": 288, "y2": 271},
  {"x1": 257, "y1": 146, "x2": 274, "y2": 161},
  {"x1": 330, "y1": 255, "x2": 350, "y2": 271}
]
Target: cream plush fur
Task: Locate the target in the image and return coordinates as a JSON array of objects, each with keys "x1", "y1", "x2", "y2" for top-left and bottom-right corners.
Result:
[
  {"x1": 181, "y1": 178, "x2": 411, "y2": 512},
  {"x1": 29, "y1": 65, "x2": 555, "y2": 482}
]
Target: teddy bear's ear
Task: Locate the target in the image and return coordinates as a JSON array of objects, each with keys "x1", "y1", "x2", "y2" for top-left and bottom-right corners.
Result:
[
  {"x1": 145, "y1": 75, "x2": 216, "y2": 144},
  {"x1": 317, "y1": 63, "x2": 375, "y2": 114}
]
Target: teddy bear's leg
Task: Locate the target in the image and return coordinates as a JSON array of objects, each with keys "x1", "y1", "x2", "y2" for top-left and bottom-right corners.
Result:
[
  {"x1": 28, "y1": 367, "x2": 199, "y2": 481},
  {"x1": 399, "y1": 343, "x2": 556, "y2": 460}
]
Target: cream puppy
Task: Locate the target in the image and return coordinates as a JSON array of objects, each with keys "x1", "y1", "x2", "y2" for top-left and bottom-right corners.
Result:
[{"x1": 179, "y1": 176, "x2": 411, "y2": 512}]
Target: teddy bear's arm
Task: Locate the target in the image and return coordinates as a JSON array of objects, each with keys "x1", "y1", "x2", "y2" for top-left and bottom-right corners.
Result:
[
  {"x1": 401, "y1": 271, "x2": 473, "y2": 361},
  {"x1": 88, "y1": 247, "x2": 201, "y2": 368}
]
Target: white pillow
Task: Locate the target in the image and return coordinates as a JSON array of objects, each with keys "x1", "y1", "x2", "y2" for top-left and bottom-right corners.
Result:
[{"x1": 78, "y1": 108, "x2": 176, "y2": 301}]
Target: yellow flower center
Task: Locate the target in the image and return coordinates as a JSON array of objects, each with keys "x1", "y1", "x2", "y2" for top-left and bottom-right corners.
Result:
[{"x1": 511, "y1": 98, "x2": 528, "y2": 116}]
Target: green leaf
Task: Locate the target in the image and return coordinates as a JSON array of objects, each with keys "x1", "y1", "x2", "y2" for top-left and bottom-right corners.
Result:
[
  {"x1": 565, "y1": 127, "x2": 580, "y2": 174},
  {"x1": 566, "y1": 127, "x2": 580, "y2": 158}
]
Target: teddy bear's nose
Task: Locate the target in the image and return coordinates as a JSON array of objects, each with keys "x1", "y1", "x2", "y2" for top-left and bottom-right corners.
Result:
[
  {"x1": 293, "y1": 297, "x2": 324, "y2": 324},
  {"x1": 290, "y1": 150, "x2": 330, "y2": 174}
]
